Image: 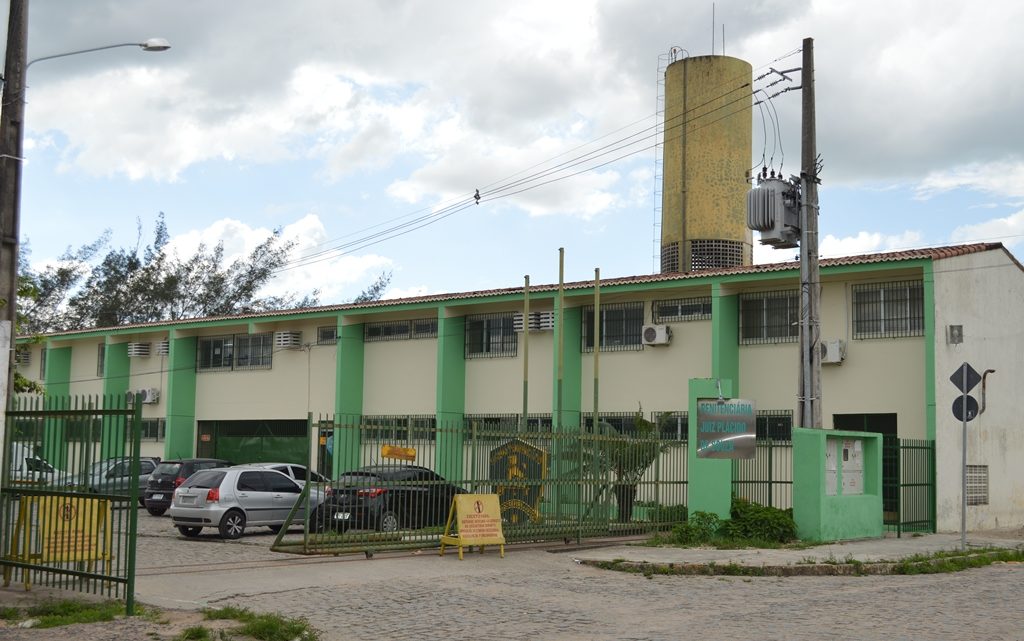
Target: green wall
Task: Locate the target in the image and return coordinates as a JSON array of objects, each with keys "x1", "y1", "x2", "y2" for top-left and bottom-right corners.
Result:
[
  {"x1": 41, "y1": 346, "x2": 72, "y2": 467},
  {"x1": 166, "y1": 336, "x2": 197, "y2": 459},
  {"x1": 334, "y1": 322, "x2": 365, "y2": 475},
  {"x1": 435, "y1": 313, "x2": 465, "y2": 480},
  {"x1": 687, "y1": 377, "x2": 734, "y2": 519},
  {"x1": 101, "y1": 342, "x2": 130, "y2": 459},
  {"x1": 553, "y1": 306, "x2": 582, "y2": 431},
  {"x1": 792, "y1": 427, "x2": 883, "y2": 541}
]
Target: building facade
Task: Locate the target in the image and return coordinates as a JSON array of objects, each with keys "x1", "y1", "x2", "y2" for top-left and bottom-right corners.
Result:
[{"x1": 14, "y1": 243, "x2": 1024, "y2": 532}]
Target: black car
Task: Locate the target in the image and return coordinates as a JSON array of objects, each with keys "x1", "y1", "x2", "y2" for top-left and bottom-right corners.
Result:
[
  {"x1": 143, "y1": 458, "x2": 234, "y2": 516},
  {"x1": 313, "y1": 464, "x2": 465, "y2": 533}
]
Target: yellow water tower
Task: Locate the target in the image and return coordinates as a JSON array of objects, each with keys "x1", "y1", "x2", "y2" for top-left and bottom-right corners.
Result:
[{"x1": 660, "y1": 54, "x2": 752, "y2": 273}]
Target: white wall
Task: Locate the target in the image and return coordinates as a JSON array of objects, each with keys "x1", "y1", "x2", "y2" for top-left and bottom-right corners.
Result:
[
  {"x1": 363, "y1": 338, "x2": 436, "y2": 415},
  {"x1": 933, "y1": 249, "x2": 1024, "y2": 531}
]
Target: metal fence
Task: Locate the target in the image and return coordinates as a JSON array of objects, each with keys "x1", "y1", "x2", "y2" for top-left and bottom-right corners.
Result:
[
  {"x1": 1, "y1": 395, "x2": 142, "y2": 613},
  {"x1": 884, "y1": 438, "x2": 935, "y2": 535},
  {"x1": 273, "y1": 417, "x2": 689, "y2": 555},
  {"x1": 732, "y1": 438, "x2": 794, "y2": 509}
]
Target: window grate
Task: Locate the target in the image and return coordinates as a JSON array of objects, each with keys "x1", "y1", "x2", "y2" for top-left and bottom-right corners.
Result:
[
  {"x1": 852, "y1": 280, "x2": 924, "y2": 339},
  {"x1": 689, "y1": 239, "x2": 744, "y2": 271},
  {"x1": 757, "y1": 410, "x2": 793, "y2": 440},
  {"x1": 97, "y1": 343, "x2": 106, "y2": 377},
  {"x1": 966, "y1": 465, "x2": 988, "y2": 506},
  {"x1": 317, "y1": 326, "x2": 338, "y2": 345},
  {"x1": 582, "y1": 302, "x2": 644, "y2": 352},
  {"x1": 739, "y1": 290, "x2": 800, "y2": 344},
  {"x1": 660, "y1": 241, "x2": 680, "y2": 273},
  {"x1": 365, "y1": 318, "x2": 438, "y2": 342},
  {"x1": 362, "y1": 415, "x2": 437, "y2": 442},
  {"x1": 197, "y1": 333, "x2": 273, "y2": 371},
  {"x1": 653, "y1": 296, "x2": 712, "y2": 323},
  {"x1": 465, "y1": 313, "x2": 517, "y2": 358}
]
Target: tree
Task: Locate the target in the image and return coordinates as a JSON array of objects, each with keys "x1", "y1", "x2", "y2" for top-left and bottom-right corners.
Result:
[{"x1": 353, "y1": 271, "x2": 392, "y2": 303}]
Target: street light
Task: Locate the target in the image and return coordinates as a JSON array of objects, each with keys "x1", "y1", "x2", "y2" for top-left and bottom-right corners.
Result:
[
  {"x1": 27, "y1": 38, "x2": 171, "y2": 70},
  {"x1": 0, "y1": 0, "x2": 171, "y2": 415}
]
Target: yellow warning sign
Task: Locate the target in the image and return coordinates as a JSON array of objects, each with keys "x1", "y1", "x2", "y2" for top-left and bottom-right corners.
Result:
[
  {"x1": 381, "y1": 444, "x2": 416, "y2": 461},
  {"x1": 439, "y1": 494, "x2": 505, "y2": 559}
]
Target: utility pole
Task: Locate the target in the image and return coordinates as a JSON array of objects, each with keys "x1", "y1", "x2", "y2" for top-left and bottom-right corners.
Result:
[
  {"x1": 0, "y1": 0, "x2": 29, "y2": 439},
  {"x1": 797, "y1": 37, "x2": 822, "y2": 428}
]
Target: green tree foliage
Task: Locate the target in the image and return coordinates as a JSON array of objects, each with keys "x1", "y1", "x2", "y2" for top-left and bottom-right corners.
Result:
[{"x1": 17, "y1": 213, "x2": 334, "y2": 332}]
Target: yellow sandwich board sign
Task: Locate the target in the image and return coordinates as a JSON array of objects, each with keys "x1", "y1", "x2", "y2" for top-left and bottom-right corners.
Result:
[
  {"x1": 3, "y1": 495, "x2": 112, "y2": 590},
  {"x1": 439, "y1": 494, "x2": 505, "y2": 559}
]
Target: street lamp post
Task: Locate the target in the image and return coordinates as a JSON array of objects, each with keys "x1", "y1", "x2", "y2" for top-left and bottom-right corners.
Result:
[{"x1": 0, "y1": 0, "x2": 169, "y2": 420}]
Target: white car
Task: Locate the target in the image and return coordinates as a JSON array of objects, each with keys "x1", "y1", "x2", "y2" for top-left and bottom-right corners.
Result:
[
  {"x1": 169, "y1": 465, "x2": 328, "y2": 539},
  {"x1": 243, "y1": 462, "x2": 330, "y2": 486}
]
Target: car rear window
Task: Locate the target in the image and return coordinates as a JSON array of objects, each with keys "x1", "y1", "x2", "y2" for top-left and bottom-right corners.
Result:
[
  {"x1": 153, "y1": 462, "x2": 182, "y2": 476},
  {"x1": 181, "y1": 470, "x2": 226, "y2": 489},
  {"x1": 338, "y1": 473, "x2": 383, "y2": 484}
]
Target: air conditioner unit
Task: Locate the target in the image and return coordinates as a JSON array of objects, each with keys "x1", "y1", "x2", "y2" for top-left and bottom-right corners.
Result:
[
  {"x1": 155, "y1": 340, "x2": 170, "y2": 356},
  {"x1": 138, "y1": 388, "x2": 160, "y2": 404},
  {"x1": 819, "y1": 339, "x2": 846, "y2": 364},
  {"x1": 513, "y1": 311, "x2": 555, "y2": 332},
  {"x1": 642, "y1": 324, "x2": 672, "y2": 346},
  {"x1": 274, "y1": 331, "x2": 303, "y2": 349},
  {"x1": 127, "y1": 342, "x2": 151, "y2": 357},
  {"x1": 747, "y1": 177, "x2": 801, "y2": 249}
]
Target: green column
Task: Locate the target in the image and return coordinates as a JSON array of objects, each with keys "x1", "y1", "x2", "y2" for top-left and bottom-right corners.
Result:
[
  {"x1": 687, "y1": 377, "x2": 734, "y2": 519},
  {"x1": 711, "y1": 284, "x2": 740, "y2": 383},
  {"x1": 101, "y1": 342, "x2": 130, "y2": 459},
  {"x1": 42, "y1": 346, "x2": 71, "y2": 467},
  {"x1": 334, "y1": 322, "x2": 364, "y2": 476},
  {"x1": 922, "y1": 263, "x2": 937, "y2": 442},
  {"x1": 435, "y1": 312, "x2": 465, "y2": 480},
  {"x1": 553, "y1": 306, "x2": 582, "y2": 431},
  {"x1": 166, "y1": 336, "x2": 197, "y2": 459}
]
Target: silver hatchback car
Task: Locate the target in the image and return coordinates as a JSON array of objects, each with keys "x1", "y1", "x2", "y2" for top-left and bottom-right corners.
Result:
[{"x1": 169, "y1": 466, "x2": 327, "y2": 539}]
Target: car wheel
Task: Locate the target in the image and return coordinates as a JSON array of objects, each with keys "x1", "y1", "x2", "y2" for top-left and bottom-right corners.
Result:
[
  {"x1": 379, "y1": 509, "x2": 400, "y2": 532},
  {"x1": 267, "y1": 524, "x2": 283, "y2": 534},
  {"x1": 219, "y1": 510, "x2": 246, "y2": 539},
  {"x1": 146, "y1": 506, "x2": 166, "y2": 516},
  {"x1": 138, "y1": 497, "x2": 146, "y2": 507},
  {"x1": 177, "y1": 525, "x2": 202, "y2": 538}
]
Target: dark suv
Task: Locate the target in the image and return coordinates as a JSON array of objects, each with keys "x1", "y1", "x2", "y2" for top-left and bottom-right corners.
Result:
[
  {"x1": 312, "y1": 464, "x2": 464, "y2": 533},
  {"x1": 144, "y1": 458, "x2": 234, "y2": 516}
]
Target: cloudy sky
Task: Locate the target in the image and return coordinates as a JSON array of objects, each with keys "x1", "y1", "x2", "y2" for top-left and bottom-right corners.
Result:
[{"x1": 8, "y1": 0, "x2": 1024, "y2": 305}]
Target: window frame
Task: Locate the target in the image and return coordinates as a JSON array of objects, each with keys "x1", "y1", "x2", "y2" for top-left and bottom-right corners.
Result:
[
  {"x1": 197, "y1": 333, "x2": 273, "y2": 372},
  {"x1": 852, "y1": 280, "x2": 925, "y2": 339},
  {"x1": 739, "y1": 290, "x2": 800, "y2": 344},
  {"x1": 652, "y1": 296, "x2": 713, "y2": 323},
  {"x1": 464, "y1": 313, "x2": 518, "y2": 358},
  {"x1": 582, "y1": 301, "x2": 645, "y2": 352},
  {"x1": 317, "y1": 326, "x2": 338, "y2": 345},
  {"x1": 96, "y1": 343, "x2": 106, "y2": 377}
]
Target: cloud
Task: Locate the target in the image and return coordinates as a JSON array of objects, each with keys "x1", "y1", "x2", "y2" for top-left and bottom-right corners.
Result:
[
  {"x1": 951, "y1": 208, "x2": 1024, "y2": 248},
  {"x1": 914, "y1": 160, "x2": 1024, "y2": 200},
  {"x1": 752, "y1": 229, "x2": 924, "y2": 264},
  {"x1": 165, "y1": 214, "x2": 392, "y2": 303}
]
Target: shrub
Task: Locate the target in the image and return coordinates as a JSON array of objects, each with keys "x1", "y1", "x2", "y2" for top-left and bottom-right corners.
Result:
[
  {"x1": 670, "y1": 510, "x2": 720, "y2": 545},
  {"x1": 719, "y1": 497, "x2": 796, "y2": 543}
]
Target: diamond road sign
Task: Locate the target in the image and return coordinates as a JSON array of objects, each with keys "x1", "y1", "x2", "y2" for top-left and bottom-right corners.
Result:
[{"x1": 950, "y1": 362, "x2": 981, "y2": 394}]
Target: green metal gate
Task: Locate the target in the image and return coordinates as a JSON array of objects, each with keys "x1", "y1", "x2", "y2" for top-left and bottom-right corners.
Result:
[
  {"x1": 884, "y1": 437, "x2": 935, "y2": 536},
  {"x1": 0, "y1": 395, "x2": 142, "y2": 613}
]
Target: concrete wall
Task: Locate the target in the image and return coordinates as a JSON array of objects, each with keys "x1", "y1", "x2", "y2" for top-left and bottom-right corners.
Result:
[
  {"x1": 932, "y1": 249, "x2": 1024, "y2": 531},
  {"x1": 363, "y1": 338, "x2": 436, "y2": 415}
]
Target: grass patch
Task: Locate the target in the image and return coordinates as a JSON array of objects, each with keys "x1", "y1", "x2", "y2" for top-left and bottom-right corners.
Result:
[
  {"x1": 175, "y1": 626, "x2": 213, "y2": 641},
  {"x1": 24, "y1": 599, "x2": 125, "y2": 628},
  {"x1": 890, "y1": 548, "x2": 1024, "y2": 574},
  {"x1": 203, "y1": 605, "x2": 319, "y2": 641}
]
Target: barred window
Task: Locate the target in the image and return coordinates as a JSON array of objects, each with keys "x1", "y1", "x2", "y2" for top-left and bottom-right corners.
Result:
[
  {"x1": 233, "y1": 333, "x2": 273, "y2": 369},
  {"x1": 582, "y1": 302, "x2": 644, "y2": 352},
  {"x1": 465, "y1": 314, "x2": 517, "y2": 358},
  {"x1": 97, "y1": 343, "x2": 106, "y2": 377},
  {"x1": 141, "y1": 418, "x2": 166, "y2": 441},
  {"x1": 757, "y1": 410, "x2": 793, "y2": 440},
  {"x1": 40, "y1": 347, "x2": 47, "y2": 379},
  {"x1": 362, "y1": 415, "x2": 436, "y2": 442},
  {"x1": 966, "y1": 465, "x2": 988, "y2": 506},
  {"x1": 198, "y1": 333, "x2": 272, "y2": 372},
  {"x1": 739, "y1": 290, "x2": 800, "y2": 344},
  {"x1": 653, "y1": 297, "x2": 712, "y2": 323},
  {"x1": 365, "y1": 318, "x2": 438, "y2": 342},
  {"x1": 317, "y1": 326, "x2": 338, "y2": 345},
  {"x1": 852, "y1": 280, "x2": 924, "y2": 339}
]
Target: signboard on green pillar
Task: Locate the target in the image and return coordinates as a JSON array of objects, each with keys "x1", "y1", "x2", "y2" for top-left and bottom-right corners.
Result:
[{"x1": 696, "y1": 398, "x2": 756, "y2": 459}]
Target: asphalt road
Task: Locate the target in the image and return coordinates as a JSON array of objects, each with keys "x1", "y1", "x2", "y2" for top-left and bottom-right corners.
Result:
[{"x1": 129, "y1": 511, "x2": 1024, "y2": 641}]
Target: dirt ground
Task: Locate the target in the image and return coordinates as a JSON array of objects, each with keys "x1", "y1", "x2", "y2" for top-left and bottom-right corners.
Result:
[{"x1": 0, "y1": 585, "x2": 261, "y2": 641}]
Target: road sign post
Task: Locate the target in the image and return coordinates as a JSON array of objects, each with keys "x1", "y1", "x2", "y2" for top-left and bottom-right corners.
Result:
[{"x1": 949, "y1": 362, "x2": 981, "y2": 551}]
